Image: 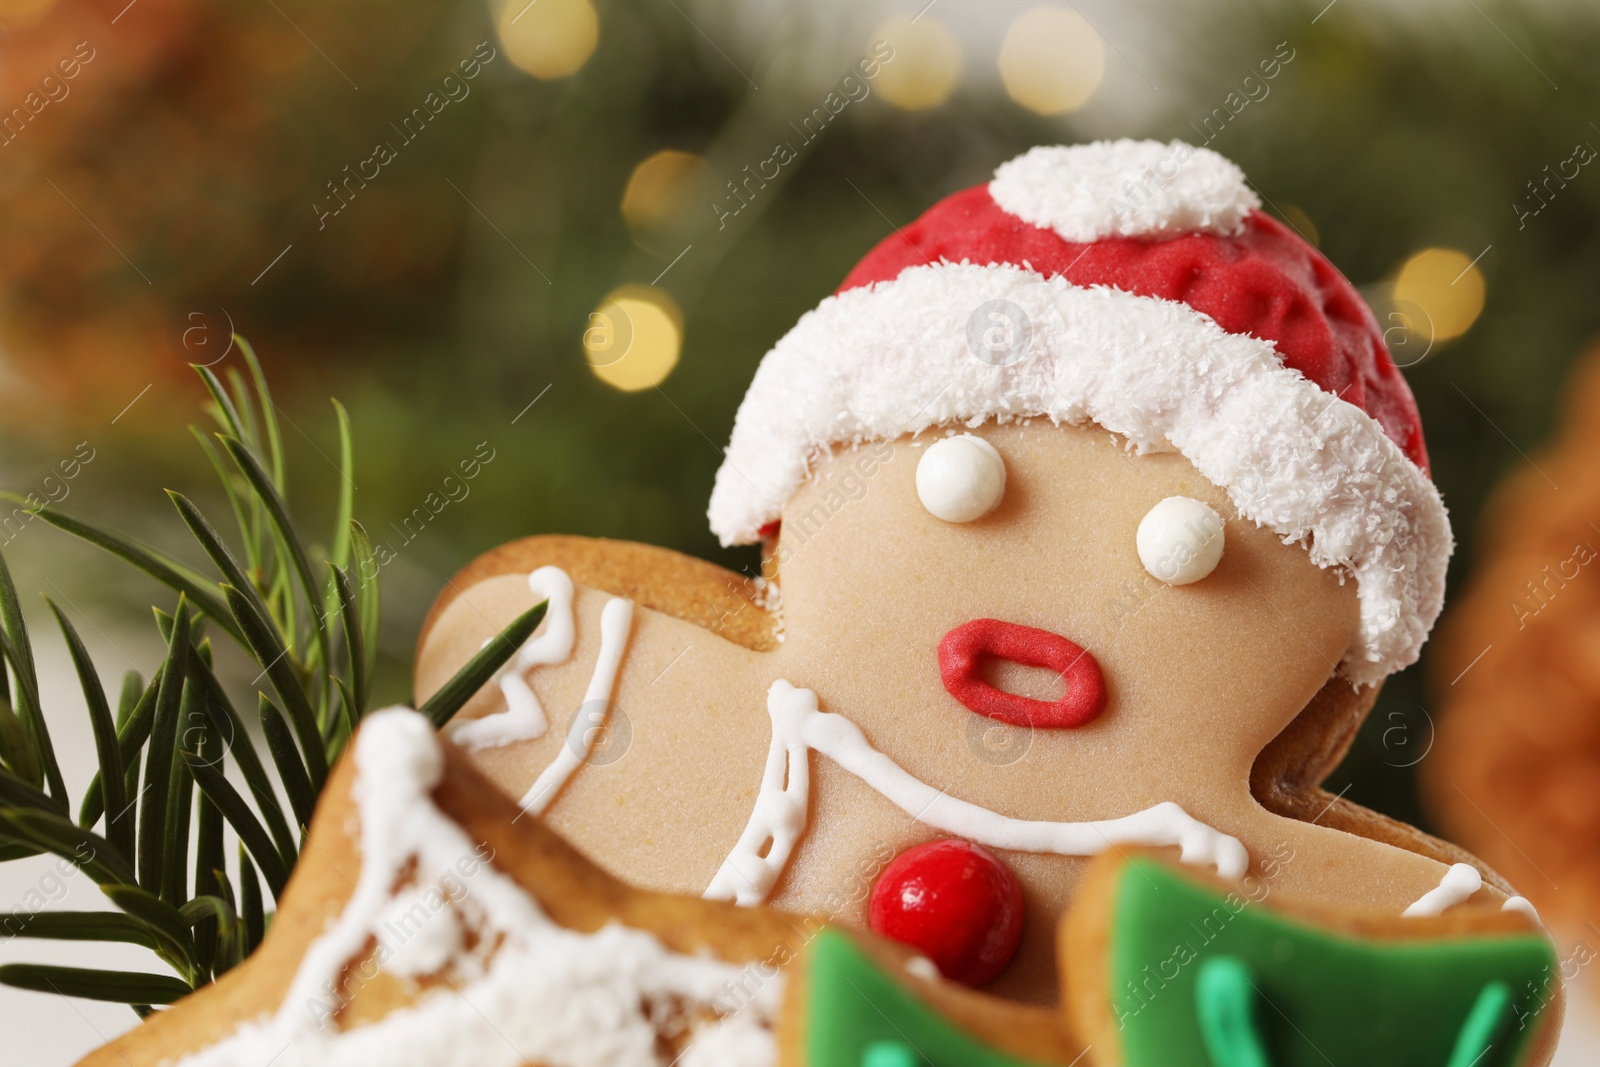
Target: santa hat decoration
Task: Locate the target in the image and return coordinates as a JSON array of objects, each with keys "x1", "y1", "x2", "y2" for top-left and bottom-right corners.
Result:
[{"x1": 708, "y1": 140, "x2": 1452, "y2": 686}]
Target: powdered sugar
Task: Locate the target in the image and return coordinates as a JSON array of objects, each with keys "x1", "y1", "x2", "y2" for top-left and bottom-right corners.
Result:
[
  {"x1": 177, "y1": 709, "x2": 778, "y2": 1067},
  {"x1": 989, "y1": 140, "x2": 1259, "y2": 241},
  {"x1": 708, "y1": 262, "x2": 1451, "y2": 685}
]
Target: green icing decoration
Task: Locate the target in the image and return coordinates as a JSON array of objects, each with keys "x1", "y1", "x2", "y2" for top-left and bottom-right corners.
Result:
[
  {"x1": 863, "y1": 1040, "x2": 924, "y2": 1067},
  {"x1": 1109, "y1": 858, "x2": 1557, "y2": 1067},
  {"x1": 1447, "y1": 982, "x2": 1514, "y2": 1067},
  {"x1": 1195, "y1": 956, "x2": 1271, "y2": 1067},
  {"x1": 803, "y1": 929, "x2": 1059, "y2": 1067}
]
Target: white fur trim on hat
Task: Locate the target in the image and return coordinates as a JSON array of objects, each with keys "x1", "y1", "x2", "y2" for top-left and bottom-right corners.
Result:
[
  {"x1": 707, "y1": 263, "x2": 1452, "y2": 685},
  {"x1": 990, "y1": 140, "x2": 1260, "y2": 241}
]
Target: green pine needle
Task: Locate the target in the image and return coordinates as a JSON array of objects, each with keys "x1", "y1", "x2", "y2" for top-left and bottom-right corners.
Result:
[
  {"x1": 0, "y1": 554, "x2": 66, "y2": 808},
  {"x1": 258, "y1": 694, "x2": 315, "y2": 832},
  {"x1": 45, "y1": 600, "x2": 130, "y2": 858},
  {"x1": 0, "y1": 910, "x2": 159, "y2": 948},
  {"x1": 137, "y1": 604, "x2": 190, "y2": 892},
  {"x1": 419, "y1": 601, "x2": 547, "y2": 727},
  {"x1": 0, "y1": 342, "x2": 536, "y2": 1010},
  {"x1": 0, "y1": 962, "x2": 191, "y2": 1005}
]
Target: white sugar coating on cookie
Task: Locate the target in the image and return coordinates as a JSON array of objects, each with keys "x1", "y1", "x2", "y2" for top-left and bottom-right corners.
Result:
[
  {"x1": 989, "y1": 140, "x2": 1260, "y2": 242},
  {"x1": 178, "y1": 708, "x2": 779, "y2": 1067}
]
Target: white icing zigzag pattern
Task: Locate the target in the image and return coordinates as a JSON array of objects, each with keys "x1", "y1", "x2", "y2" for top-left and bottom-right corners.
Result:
[
  {"x1": 438, "y1": 567, "x2": 636, "y2": 821},
  {"x1": 447, "y1": 566, "x2": 578, "y2": 751},
  {"x1": 521, "y1": 595, "x2": 634, "y2": 815},
  {"x1": 705, "y1": 680, "x2": 1251, "y2": 906}
]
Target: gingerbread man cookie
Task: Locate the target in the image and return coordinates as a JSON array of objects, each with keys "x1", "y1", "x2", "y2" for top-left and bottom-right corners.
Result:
[{"x1": 415, "y1": 141, "x2": 1550, "y2": 1012}]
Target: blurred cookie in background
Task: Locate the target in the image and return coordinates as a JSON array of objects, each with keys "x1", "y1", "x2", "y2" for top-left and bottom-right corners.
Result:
[{"x1": 1426, "y1": 342, "x2": 1600, "y2": 934}]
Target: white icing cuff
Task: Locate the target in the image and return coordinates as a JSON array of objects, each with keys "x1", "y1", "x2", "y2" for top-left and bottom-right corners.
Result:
[
  {"x1": 1403, "y1": 863, "x2": 1482, "y2": 917},
  {"x1": 708, "y1": 263, "x2": 1452, "y2": 685},
  {"x1": 1502, "y1": 895, "x2": 1541, "y2": 923},
  {"x1": 989, "y1": 140, "x2": 1259, "y2": 242}
]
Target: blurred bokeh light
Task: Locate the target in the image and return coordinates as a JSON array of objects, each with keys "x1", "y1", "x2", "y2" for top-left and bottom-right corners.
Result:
[
  {"x1": 584, "y1": 284, "x2": 682, "y2": 391},
  {"x1": 621, "y1": 149, "x2": 714, "y2": 242},
  {"x1": 998, "y1": 8, "x2": 1104, "y2": 115},
  {"x1": 872, "y1": 15, "x2": 963, "y2": 111},
  {"x1": 0, "y1": 0, "x2": 55, "y2": 29},
  {"x1": 497, "y1": 0, "x2": 598, "y2": 79},
  {"x1": 1277, "y1": 204, "x2": 1319, "y2": 246},
  {"x1": 1393, "y1": 247, "x2": 1488, "y2": 345}
]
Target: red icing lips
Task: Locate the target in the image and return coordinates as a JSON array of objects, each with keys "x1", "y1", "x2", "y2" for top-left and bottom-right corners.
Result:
[{"x1": 938, "y1": 618, "x2": 1107, "y2": 729}]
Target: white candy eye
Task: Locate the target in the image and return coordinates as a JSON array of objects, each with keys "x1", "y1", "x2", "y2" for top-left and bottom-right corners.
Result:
[
  {"x1": 1136, "y1": 497, "x2": 1225, "y2": 585},
  {"x1": 916, "y1": 435, "x2": 1006, "y2": 523}
]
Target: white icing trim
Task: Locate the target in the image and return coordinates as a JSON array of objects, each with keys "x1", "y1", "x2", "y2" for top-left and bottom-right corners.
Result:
[
  {"x1": 447, "y1": 566, "x2": 577, "y2": 751},
  {"x1": 989, "y1": 140, "x2": 1259, "y2": 242},
  {"x1": 178, "y1": 709, "x2": 778, "y2": 1067},
  {"x1": 703, "y1": 683, "x2": 815, "y2": 905},
  {"x1": 1502, "y1": 895, "x2": 1541, "y2": 922},
  {"x1": 1402, "y1": 862, "x2": 1483, "y2": 917},
  {"x1": 704, "y1": 680, "x2": 1248, "y2": 906},
  {"x1": 520, "y1": 596, "x2": 634, "y2": 816},
  {"x1": 707, "y1": 263, "x2": 1452, "y2": 685}
]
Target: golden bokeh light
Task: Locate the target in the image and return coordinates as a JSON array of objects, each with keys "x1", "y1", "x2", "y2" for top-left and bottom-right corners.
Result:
[
  {"x1": 498, "y1": 0, "x2": 599, "y2": 81},
  {"x1": 620, "y1": 150, "x2": 713, "y2": 234},
  {"x1": 872, "y1": 16, "x2": 963, "y2": 111},
  {"x1": 1277, "y1": 204, "x2": 1320, "y2": 247},
  {"x1": 1392, "y1": 247, "x2": 1486, "y2": 344},
  {"x1": 0, "y1": 0, "x2": 56, "y2": 27},
  {"x1": 0, "y1": 0, "x2": 57, "y2": 28},
  {"x1": 998, "y1": 8, "x2": 1104, "y2": 116},
  {"x1": 584, "y1": 285, "x2": 682, "y2": 392}
]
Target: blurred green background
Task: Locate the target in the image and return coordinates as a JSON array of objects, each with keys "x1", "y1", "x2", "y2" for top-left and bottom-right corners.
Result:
[{"x1": 1, "y1": 0, "x2": 1596, "y2": 836}]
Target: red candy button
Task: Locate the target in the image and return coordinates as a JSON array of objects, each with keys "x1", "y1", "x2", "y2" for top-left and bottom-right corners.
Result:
[
  {"x1": 868, "y1": 839, "x2": 1024, "y2": 987},
  {"x1": 938, "y1": 618, "x2": 1107, "y2": 729}
]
